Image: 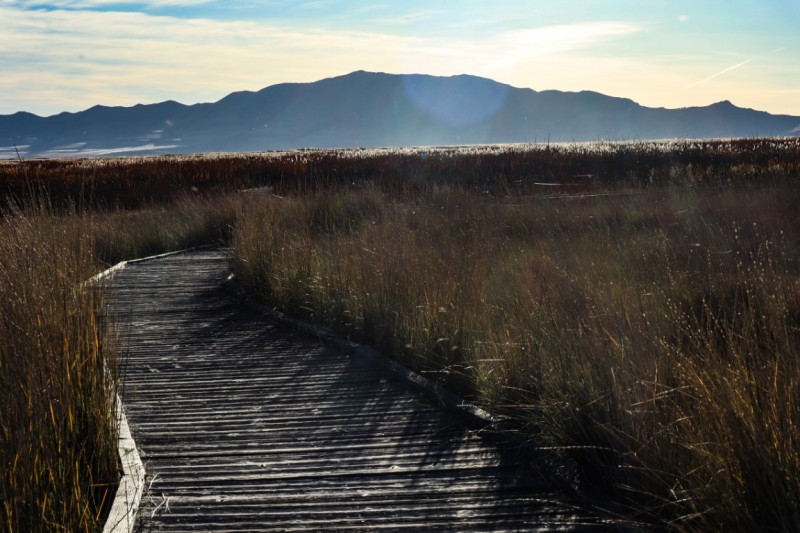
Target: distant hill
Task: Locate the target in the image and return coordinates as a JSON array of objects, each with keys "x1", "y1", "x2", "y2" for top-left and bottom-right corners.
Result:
[{"x1": 2, "y1": 70, "x2": 799, "y2": 158}]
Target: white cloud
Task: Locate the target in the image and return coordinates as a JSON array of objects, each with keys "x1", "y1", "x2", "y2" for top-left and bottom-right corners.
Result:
[
  {"x1": 0, "y1": 6, "x2": 643, "y2": 115},
  {"x1": 2, "y1": 4, "x2": 796, "y2": 117}
]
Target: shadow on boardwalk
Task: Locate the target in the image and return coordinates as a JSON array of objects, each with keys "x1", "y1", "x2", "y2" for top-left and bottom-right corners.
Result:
[{"x1": 107, "y1": 250, "x2": 612, "y2": 532}]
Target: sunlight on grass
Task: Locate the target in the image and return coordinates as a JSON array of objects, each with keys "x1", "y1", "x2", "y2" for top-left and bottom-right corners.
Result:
[
  {"x1": 231, "y1": 182, "x2": 800, "y2": 530},
  {"x1": 2, "y1": 139, "x2": 799, "y2": 531},
  {"x1": 0, "y1": 206, "x2": 118, "y2": 532}
]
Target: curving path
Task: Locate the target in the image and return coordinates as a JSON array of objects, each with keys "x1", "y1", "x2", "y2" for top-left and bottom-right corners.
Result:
[{"x1": 106, "y1": 250, "x2": 606, "y2": 532}]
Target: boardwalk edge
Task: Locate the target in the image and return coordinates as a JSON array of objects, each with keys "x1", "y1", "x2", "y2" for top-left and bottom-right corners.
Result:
[
  {"x1": 224, "y1": 274, "x2": 497, "y2": 427},
  {"x1": 102, "y1": 396, "x2": 146, "y2": 533}
]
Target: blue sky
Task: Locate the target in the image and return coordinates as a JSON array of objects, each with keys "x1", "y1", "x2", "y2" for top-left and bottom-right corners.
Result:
[{"x1": 1, "y1": 0, "x2": 798, "y2": 116}]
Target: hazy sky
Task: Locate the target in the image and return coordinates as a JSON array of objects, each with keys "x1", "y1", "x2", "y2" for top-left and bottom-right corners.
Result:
[{"x1": 2, "y1": 0, "x2": 798, "y2": 117}]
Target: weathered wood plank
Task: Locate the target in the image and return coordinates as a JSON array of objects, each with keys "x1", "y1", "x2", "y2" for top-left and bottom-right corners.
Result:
[{"x1": 106, "y1": 250, "x2": 606, "y2": 531}]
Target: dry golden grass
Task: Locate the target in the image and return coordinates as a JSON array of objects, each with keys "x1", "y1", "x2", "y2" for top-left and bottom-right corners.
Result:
[
  {"x1": 230, "y1": 182, "x2": 800, "y2": 530},
  {"x1": 3, "y1": 140, "x2": 799, "y2": 531},
  {"x1": 0, "y1": 206, "x2": 118, "y2": 532},
  {"x1": 0, "y1": 194, "x2": 235, "y2": 531},
  {"x1": 88, "y1": 194, "x2": 238, "y2": 265}
]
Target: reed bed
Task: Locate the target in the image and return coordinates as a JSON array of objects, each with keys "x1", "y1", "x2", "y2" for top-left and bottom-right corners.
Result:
[
  {"x1": 2, "y1": 138, "x2": 799, "y2": 530},
  {"x1": 88, "y1": 194, "x2": 238, "y2": 265},
  {"x1": 0, "y1": 207, "x2": 118, "y2": 532},
  {"x1": 3, "y1": 138, "x2": 800, "y2": 209},
  {"x1": 230, "y1": 182, "x2": 800, "y2": 530},
  {"x1": 0, "y1": 195, "x2": 234, "y2": 532}
]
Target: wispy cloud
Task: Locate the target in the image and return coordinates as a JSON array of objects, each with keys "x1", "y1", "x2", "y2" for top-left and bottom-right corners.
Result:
[
  {"x1": 2, "y1": 2, "x2": 795, "y2": 117},
  {"x1": 685, "y1": 59, "x2": 752, "y2": 88},
  {"x1": 0, "y1": 6, "x2": 642, "y2": 115},
  {"x1": 495, "y1": 23, "x2": 638, "y2": 55}
]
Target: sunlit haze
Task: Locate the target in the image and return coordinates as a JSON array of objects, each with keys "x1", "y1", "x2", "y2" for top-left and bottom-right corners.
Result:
[{"x1": 2, "y1": 0, "x2": 798, "y2": 117}]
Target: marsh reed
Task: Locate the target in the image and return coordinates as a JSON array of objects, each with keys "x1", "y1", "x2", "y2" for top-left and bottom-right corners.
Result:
[
  {"x1": 2, "y1": 138, "x2": 799, "y2": 530},
  {"x1": 0, "y1": 207, "x2": 118, "y2": 532},
  {"x1": 231, "y1": 182, "x2": 800, "y2": 530}
]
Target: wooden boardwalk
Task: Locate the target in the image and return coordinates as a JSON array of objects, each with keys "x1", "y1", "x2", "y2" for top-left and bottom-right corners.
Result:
[{"x1": 106, "y1": 250, "x2": 605, "y2": 532}]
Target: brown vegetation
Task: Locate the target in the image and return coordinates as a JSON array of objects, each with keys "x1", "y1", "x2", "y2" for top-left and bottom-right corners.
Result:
[
  {"x1": 230, "y1": 183, "x2": 800, "y2": 529},
  {"x1": 2, "y1": 138, "x2": 799, "y2": 530},
  {"x1": 2, "y1": 138, "x2": 799, "y2": 209},
  {"x1": 0, "y1": 198, "x2": 235, "y2": 531},
  {"x1": 0, "y1": 206, "x2": 118, "y2": 532}
]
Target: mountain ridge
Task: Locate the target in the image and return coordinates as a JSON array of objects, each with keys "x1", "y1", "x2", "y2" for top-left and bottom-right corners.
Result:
[{"x1": 2, "y1": 71, "x2": 799, "y2": 158}]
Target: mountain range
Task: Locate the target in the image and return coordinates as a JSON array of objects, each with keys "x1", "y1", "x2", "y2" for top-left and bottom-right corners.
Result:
[{"x1": 2, "y1": 70, "x2": 799, "y2": 158}]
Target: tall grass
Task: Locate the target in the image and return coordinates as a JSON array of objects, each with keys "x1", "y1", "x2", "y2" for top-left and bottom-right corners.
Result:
[
  {"x1": 0, "y1": 206, "x2": 118, "y2": 532},
  {"x1": 88, "y1": 194, "x2": 238, "y2": 265},
  {"x1": 3, "y1": 139, "x2": 799, "y2": 530},
  {"x1": 0, "y1": 193, "x2": 236, "y2": 531},
  {"x1": 231, "y1": 182, "x2": 800, "y2": 530}
]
